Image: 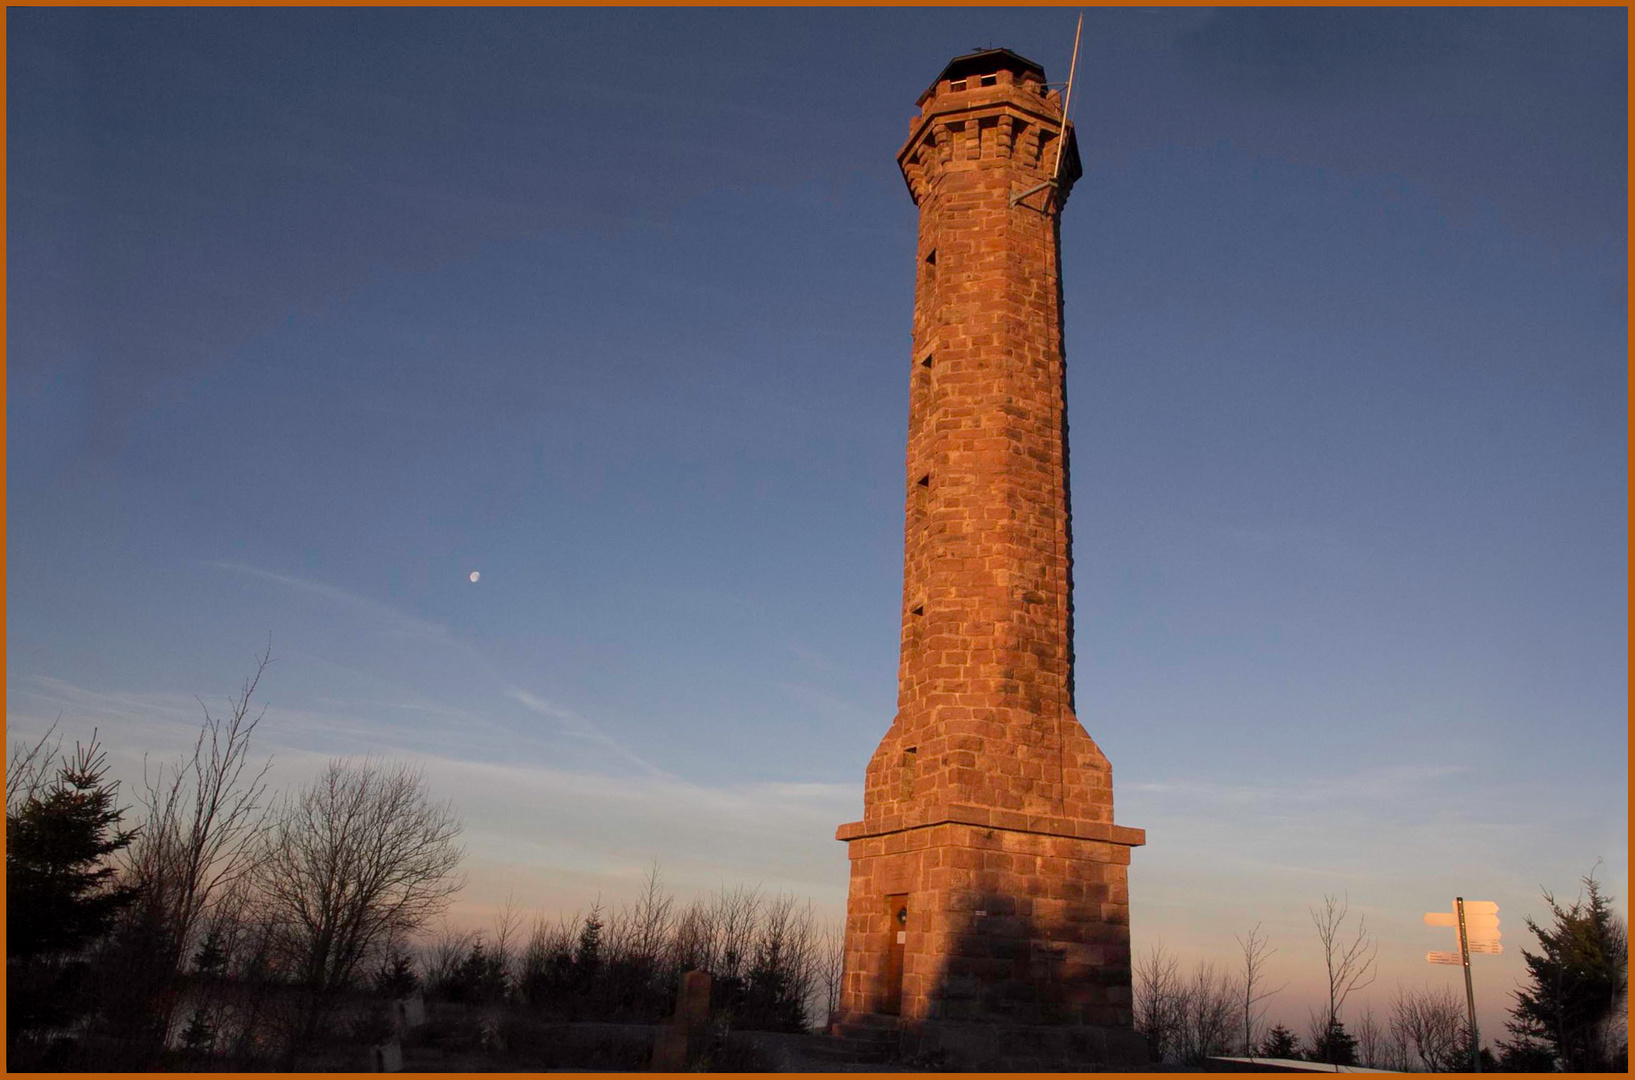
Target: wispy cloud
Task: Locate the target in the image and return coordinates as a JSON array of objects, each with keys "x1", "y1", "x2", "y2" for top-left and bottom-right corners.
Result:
[
  {"x1": 505, "y1": 686, "x2": 673, "y2": 779},
  {"x1": 786, "y1": 642, "x2": 836, "y2": 672},
  {"x1": 7, "y1": 670, "x2": 857, "y2": 918},
  {"x1": 1206, "y1": 523, "x2": 1359, "y2": 563},
  {"x1": 207, "y1": 561, "x2": 473, "y2": 652},
  {"x1": 9, "y1": 676, "x2": 211, "y2": 745},
  {"x1": 773, "y1": 681, "x2": 874, "y2": 724},
  {"x1": 421, "y1": 751, "x2": 857, "y2": 905},
  {"x1": 1125, "y1": 763, "x2": 1469, "y2": 808},
  {"x1": 202, "y1": 562, "x2": 670, "y2": 777}
]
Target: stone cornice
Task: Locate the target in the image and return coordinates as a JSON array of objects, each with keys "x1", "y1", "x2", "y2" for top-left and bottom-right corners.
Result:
[{"x1": 837, "y1": 804, "x2": 1145, "y2": 848}]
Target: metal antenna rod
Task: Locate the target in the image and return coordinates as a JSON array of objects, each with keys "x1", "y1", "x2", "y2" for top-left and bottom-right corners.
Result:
[{"x1": 1049, "y1": 11, "x2": 1085, "y2": 193}]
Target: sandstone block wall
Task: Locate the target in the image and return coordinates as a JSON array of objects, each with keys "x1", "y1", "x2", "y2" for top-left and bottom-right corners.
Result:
[{"x1": 841, "y1": 822, "x2": 1134, "y2": 1026}]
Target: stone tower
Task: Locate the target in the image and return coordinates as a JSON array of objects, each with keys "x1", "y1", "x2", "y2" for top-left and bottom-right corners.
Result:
[{"x1": 833, "y1": 48, "x2": 1144, "y2": 1059}]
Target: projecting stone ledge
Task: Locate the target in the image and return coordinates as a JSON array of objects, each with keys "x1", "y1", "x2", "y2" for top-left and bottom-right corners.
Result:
[{"x1": 836, "y1": 804, "x2": 1145, "y2": 847}]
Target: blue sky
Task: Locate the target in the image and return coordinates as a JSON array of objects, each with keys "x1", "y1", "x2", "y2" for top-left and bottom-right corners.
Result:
[{"x1": 8, "y1": 7, "x2": 1626, "y2": 1039}]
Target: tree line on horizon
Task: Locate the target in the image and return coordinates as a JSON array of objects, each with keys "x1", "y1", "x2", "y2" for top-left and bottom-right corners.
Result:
[
  {"x1": 1132, "y1": 885, "x2": 1627, "y2": 1072},
  {"x1": 6, "y1": 652, "x2": 837, "y2": 1071}
]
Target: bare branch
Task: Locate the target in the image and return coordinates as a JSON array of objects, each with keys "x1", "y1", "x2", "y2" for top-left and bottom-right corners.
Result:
[
  {"x1": 126, "y1": 645, "x2": 277, "y2": 990},
  {"x1": 7, "y1": 718, "x2": 64, "y2": 809},
  {"x1": 1352, "y1": 1003, "x2": 1387, "y2": 1068},
  {"x1": 1134, "y1": 942, "x2": 1185, "y2": 1063},
  {"x1": 1310, "y1": 892, "x2": 1378, "y2": 1033},
  {"x1": 1390, "y1": 983, "x2": 1467, "y2": 1071},
  {"x1": 1235, "y1": 922, "x2": 1286, "y2": 1056},
  {"x1": 819, "y1": 918, "x2": 846, "y2": 1025}
]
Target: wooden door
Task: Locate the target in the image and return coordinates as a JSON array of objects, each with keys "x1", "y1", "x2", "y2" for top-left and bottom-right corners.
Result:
[{"x1": 883, "y1": 894, "x2": 908, "y2": 1015}]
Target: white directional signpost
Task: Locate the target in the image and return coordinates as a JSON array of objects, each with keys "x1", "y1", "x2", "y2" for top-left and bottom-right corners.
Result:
[{"x1": 1423, "y1": 898, "x2": 1500, "y2": 1072}]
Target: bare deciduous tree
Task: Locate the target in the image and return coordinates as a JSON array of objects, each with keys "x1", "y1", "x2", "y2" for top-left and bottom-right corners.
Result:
[
  {"x1": 1391, "y1": 983, "x2": 1468, "y2": 1071},
  {"x1": 1177, "y1": 960, "x2": 1241, "y2": 1064},
  {"x1": 490, "y1": 892, "x2": 523, "y2": 994},
  {"x1": 752, "y1": 891, "x2": 822, "y2": 1029},
  {"x1": 672, "y1": 894, "x2": 719, "y2": 974},
  {"x1": 1134, "y1": 943, "x2": 1185, "y2": 1062},
  {"x1": 259, "y1": 758, "x2": 464, "y2": 1052},
  {"x1": 128, "y1": 647, "x2": 276, "y2": 993},
  {"x1": 712, "y1": 883, "x2": 762, "y2": 985},
  {"x1": 1375, "y1": 1002, "x2": 1415, "y2": 1072},
  {"x1": 818, "y1": 919, "x2": 846, "y2": 1026},
  {"x1": 626, "y1": 861, "x2": 675, "y2": 966},
  {"x1": 425, "y1": 923, "x2": 482, "y2": 995},
  {"x1": 1352, "y1": 1003, "x2": 1387, "y2": 1068},
  {"x1": 1235, "y1": 922, "x2": 1285, "y2": 1056},
  {"x1": 1310, "y1": 893, "x2": 1377, "y2": 1039}
]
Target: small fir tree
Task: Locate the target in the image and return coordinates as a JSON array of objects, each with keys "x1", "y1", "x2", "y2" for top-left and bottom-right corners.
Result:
[
  {"x1": 1312, "y1": 1018, "x2": 1358, "y2": 1065},
  {"x1": 452, "y1": 939, "x2": 508, "y2": 1003},
  {"x1": 1259, "y1": 1023, "x2": 1302, "y2": 1060},
  {"x1": 375, "y1": 950, "x2": 421, "y2": 998},
  {"x1": 180, "y1": 1008, "x2": 216, "y2": 1054},
  {"x1": 575, "y1": 904, "x2": 604, "y2": 988},
  {"x1": 193, "y1": 929, "x2": 229, "y2": 978},
  {"x1": 6, "y1": 736, "x2": 139, "y2": 960}
]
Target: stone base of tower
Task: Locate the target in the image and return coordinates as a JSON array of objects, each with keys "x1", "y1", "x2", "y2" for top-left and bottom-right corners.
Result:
[
  {"x1": 833, "y1": 809, "x2": 1144, "y2": 1055},
  {"x1": 907, "y1": 1017, "x2": 1148, "y2": 1070}
]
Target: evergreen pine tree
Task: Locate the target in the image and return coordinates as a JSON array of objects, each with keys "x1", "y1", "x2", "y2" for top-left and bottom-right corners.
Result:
[
  {"x1": 1501, "y1": 874, "x2": 1628, "y2": 1072},
  {"x1": 175, "y1": 927, "x2": 228, "y2": 1059},
  {"x1": 575, "y1": 904, "x2": 604, "y2": 986},
  {"x1": 1258, "y1": 1023, "x2": 1301, "y2": 1059},
  {"x1": 193, "y1": 929, "x2": 228, "y2": 978},
  {"x1": 180, "y1": 1008, "x2": 216, "y2": 1054},
  {"x1": 1312, "y1": 1018, "x2": 1358, "y2": 1065},
  {"x1": 447, "y1": 940, "x2": 502, "y2": 1003},
  {"x1": 6, "y1": 736, "x2": 138, "y2": 960},
  {"x1": 375, "y1": 951, "x2": 421, "y2": 998}
]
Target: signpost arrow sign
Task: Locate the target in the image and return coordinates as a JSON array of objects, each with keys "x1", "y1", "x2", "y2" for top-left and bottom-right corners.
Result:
[
  {"x1": 1421, "y1": 898, "x2": 1499, "y2": 1072},
  {"x1": 1424, "y1": 907, "x2": 1502, "y2": 942},
  {"x1": 1425, "y1": 912, "x2": 1501, "y2": 938}
]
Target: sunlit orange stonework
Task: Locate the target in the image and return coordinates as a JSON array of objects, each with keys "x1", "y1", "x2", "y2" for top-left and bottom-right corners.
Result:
[{"x1": 833, "y1": 49, "x2": 1145, "y2": 1053}]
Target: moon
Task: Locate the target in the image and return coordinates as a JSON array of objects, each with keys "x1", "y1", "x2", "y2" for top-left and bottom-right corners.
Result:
[{"x1": 469, "y1": 571, "x2": 480, "y2": 583}]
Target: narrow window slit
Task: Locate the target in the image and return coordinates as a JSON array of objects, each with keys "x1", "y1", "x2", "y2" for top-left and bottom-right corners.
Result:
[
  {"x1": 917, "y1": 474, "x2": 930, "y2": 487},
  {"x1": 921, "y1": 354, "x2": 933, "y2": 368},
  {"x1": 910, "y1": 604, "x2": 924, "y2": 617},
  {"x1": 979, "y1": 74, "x2": 997, "y2": 87}
]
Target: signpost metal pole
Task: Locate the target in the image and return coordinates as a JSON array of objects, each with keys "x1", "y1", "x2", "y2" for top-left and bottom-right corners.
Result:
[{"x1": 1456, "y1": 897, "x2": 1481, "y2": 1072}]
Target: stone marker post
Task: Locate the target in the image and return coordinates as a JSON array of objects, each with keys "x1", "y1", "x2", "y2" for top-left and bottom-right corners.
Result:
[{"x1": 651, "y1": 968, "x2": 712, "y2": 1071}]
